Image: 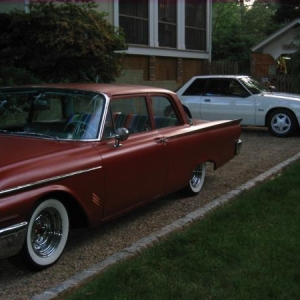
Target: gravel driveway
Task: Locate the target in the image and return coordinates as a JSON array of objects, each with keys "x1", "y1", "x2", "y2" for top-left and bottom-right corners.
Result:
[{"x1": 0, "y1": 127, "x2": 299, "y2": 300}]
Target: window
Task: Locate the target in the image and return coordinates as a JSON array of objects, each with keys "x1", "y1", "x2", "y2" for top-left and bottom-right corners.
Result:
[
  {"x1": 0, "y1": 89, "x2": 105, "y2": 140},
  {"x1": 151, "y1": 96, "x2": 179, "y2": 129},
  {"x1": 104, "y1": 96, "x2": 150, "y2": 138},
  {"x1": 33, "y1": 92, "x2": 105, "y2": 140},
  {"x1": 0, "y1": 91, "x2": 33, "y2": 127},
  {"x1": 182, "y1": 78, "x2": 207, "y2": 96},
  {"x1": 117, "y1": 0, "x2": 209, "y2": 53},
  {"x1": 185, "y1": 0, "x2": 206, "y2": 50},
  {"x1": 119, "y1": 0, "x2": 149, "y2": 45},
  {"x1": 33, "y1": 96, "x2": 63, "y2": 122},
  {"x1": 158, "y1": 0, "x2": 177, "y2": 48},
  {"x1": 204, "y1": 79, "x2": 249, "y2": 97},
  {"x1": 204, "y1": 79, "x2": 231, "y2": 96}
]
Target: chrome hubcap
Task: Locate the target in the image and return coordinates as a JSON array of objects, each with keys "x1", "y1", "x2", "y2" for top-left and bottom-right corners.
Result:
[
  {"x1": 31, "y1": 208, "x2": 63, "y2": 258},
  {"x1": 191, "y1": 164, "x2": 204, "y2": 188}
]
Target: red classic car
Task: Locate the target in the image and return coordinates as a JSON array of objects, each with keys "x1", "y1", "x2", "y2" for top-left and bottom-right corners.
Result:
[{"x1": 0, "y1": 84, "x2": 242, "y2": 271}]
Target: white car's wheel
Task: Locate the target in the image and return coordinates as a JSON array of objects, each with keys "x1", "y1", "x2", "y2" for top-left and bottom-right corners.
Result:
[
  {"x1": 21, "y1": 199, "x2": 69, "y2": 271},
  {"x1": 267, "y1": 109, "x2": 297, "y2": 137},
  {"x1": 182, "y1": 163, "x2": 206, "y2": 196}
]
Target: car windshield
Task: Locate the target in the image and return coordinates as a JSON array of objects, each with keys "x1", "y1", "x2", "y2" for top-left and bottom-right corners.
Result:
[
  {"x1": 0, "y1": 88, "x2": 106, "y2": 140},
  {"x1": 239, "y1": 77, "x2": 268, "y2": 95}
]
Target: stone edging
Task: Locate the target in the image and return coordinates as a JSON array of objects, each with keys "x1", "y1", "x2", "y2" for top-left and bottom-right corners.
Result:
[{"x1": 32, "y1": 151, "x2": 300, "y2": 300}]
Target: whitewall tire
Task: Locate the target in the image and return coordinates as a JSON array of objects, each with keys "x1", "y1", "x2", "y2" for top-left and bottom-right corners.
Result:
[{"x1": 21, "y1": 198, "x2": 69, "y2": 271}]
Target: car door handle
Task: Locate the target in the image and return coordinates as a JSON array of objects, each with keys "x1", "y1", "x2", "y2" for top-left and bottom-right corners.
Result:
[
  {"x1": 204, "y1": 99, "x2": 211, "y2": 102},
  {"x1": 154, "y1": 137, "x2": 168, "y2": 145}
]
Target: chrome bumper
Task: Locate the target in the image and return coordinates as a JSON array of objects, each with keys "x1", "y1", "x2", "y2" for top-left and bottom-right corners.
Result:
[
  {"x1": 0, "y1": 222, "x2": 28, "y2": 259},
  {"x1": 236, "y1": 139, "x2": 242, "y2": 155}
]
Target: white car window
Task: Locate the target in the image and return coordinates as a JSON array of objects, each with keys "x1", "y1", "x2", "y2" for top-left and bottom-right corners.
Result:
[
  {"x1": 182, "y1": 78, "x2": 207, "y2": 96},
  {"x1": 205, "y1": 79, "x2": 249, "y2": 98}
]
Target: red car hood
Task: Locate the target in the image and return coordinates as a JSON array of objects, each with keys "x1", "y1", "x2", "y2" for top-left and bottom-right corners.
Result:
[
  {"x1": 0, "y1": 134, "x2": 100, "y2": 192},
  {"x1": 0, "y1": 135, "x2": 74, "y2": 167}
]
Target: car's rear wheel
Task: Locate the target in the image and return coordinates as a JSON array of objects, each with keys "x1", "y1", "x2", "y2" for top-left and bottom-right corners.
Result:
[
  {"x1": 181, "y1": 163, "x2": 206, "y2": 196},
  {"x1": 20, "y1": 198, "x2": 69, "y2": 271},
  {"x1": 267, "y1": 109, "x2": 297, "y2": 137}
]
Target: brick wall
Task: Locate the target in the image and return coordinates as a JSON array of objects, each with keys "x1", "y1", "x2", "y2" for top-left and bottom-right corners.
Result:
[{"x1": 251, "y1": 53, "x2": 277, "y2": 81}]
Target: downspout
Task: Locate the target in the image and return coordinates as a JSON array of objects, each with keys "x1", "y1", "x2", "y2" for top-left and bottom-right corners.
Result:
[{"x1": 207, "y1": 0, "x2": 212, "y2": 62}]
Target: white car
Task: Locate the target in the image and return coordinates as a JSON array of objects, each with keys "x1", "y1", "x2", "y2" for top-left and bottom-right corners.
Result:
[{"x1": 176, "y1": 75, "x2": 300, "y2": 137}]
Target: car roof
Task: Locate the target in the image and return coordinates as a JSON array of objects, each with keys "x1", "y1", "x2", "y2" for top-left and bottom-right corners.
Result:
[
  {"x1": 1, "y1": 83, "x2": 175, "y2": 97},
  {"x1": 189, "y1": 75, "x2": 249, "y2": 79}
]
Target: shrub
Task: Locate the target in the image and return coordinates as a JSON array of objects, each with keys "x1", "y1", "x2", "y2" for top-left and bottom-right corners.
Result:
[
  {"x1": 0, "y1": 67, "x2": 41, "y2": 86},
  {"x1": 0, "y1": 1, "x2": 127, "y2": 83}
]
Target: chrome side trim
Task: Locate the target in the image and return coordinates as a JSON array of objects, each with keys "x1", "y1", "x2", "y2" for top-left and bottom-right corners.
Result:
[
  {"x1": 0, "y1": 222, "x2": 28, "y2": 259},
  {"x1": 0, "y1": 221, "x2": 28, "y2": 236},
  {"x1": 0, "y1": 166, "x2": 102, "y2": 196}
]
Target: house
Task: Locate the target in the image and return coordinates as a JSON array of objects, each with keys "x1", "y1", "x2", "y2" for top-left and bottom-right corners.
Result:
[
  {"x1": 251, "y1": 18, "x2": 300, "y2": 83},
  {"x1": 0, "y1": 0, "x2": 213, "y2": 90}
]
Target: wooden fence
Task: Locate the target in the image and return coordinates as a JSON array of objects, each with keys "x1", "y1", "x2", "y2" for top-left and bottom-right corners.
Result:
[
  {"x1": 274, "y1": 75, "x2": 298, "y2": 93},
  {"x1": 203, "y1": 61, "x2": 239, "y2": 75},
  {"x1": 203, "y1": 61, "x2": 298, "y2": 94}
]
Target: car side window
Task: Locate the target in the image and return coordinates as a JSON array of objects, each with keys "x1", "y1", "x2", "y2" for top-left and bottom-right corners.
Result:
[
  {"x1": 182, "y1": 78, "x2": 207, "y2": 96},
  {"x1": 103, "y1": 96, "x2": 150, "y2": 138},
  {"x1": 204, "y1": 79, "x2": 249, "y2": 98},
  {"x1": 151, "y1": 96, "x2": 180, "y2": 129},
  {"x1": 204, "y1": 79, "x2": 232, "y2": 96}
]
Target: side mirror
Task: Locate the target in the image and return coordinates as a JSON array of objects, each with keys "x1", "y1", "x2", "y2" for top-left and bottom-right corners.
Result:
[{"x1": 114, "y1": 127, "x2": 129, "y2": 148}]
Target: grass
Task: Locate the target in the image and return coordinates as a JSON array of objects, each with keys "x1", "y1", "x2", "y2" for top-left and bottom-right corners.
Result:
[{"x1": 63, "y1": 161, "x2": 300, "y2": 300}]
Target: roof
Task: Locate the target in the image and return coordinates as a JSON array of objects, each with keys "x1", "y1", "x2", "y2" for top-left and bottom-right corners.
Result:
[
  {"x1": 1, "y1": 83, "x2": 175, "y2": 97},
  {"x1": 190, "y1": 75, "x2": 248, "y2": 79},
  {"x1": 251, "y1": 18, "x2": 300, "y2": 52}
]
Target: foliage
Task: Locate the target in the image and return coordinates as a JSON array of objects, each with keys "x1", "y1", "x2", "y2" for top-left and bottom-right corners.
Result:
[
  {"x1": 0, "y1": 1, "x2": 127, "y2": 84},
  {"x1": 288, "y1": 29, "x2": 300, "y2": 92},
  {"x1": 0, "y1": 67, "x2": 41, "y2": 87},
  {"x1": 212, "y1": 1, "x2": 278, "y2": 74},
  {"x1": 244, "y1": 1, "x2": 281, "y2": 36},
  {"x1": 272, "y1": 0, "x2": 300, "y2": 25}
]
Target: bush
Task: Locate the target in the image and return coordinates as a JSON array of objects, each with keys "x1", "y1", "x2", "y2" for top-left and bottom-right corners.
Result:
[
  {"x1": 0, "y1": 1, "x2": 127, "y2": 83},
  {"x1": 0, "y1": 67, "x2": 41, "y2": 87}
]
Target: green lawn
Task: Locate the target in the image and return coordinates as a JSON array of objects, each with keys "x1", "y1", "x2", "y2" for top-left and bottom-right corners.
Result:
[{"x1": 63, "y1": 160, "x2": 300, "y2": 300}]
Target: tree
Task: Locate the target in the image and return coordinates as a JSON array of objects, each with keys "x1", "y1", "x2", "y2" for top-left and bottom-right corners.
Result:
[
  {"x1": 0, "y1": 1, "x2": 127, "y2": 84},
  {"x1": 244, "y1": 1, "x2": 280, "y2": 36},
  {"x1": 212, "y1": 1, "x2": 243, "y2": 61},
  {"x1": 0, "y1": 67, "x2": 41, "y2": 86},
  {"x1": 286, "y1": 26, "x2": 300, "y2": 92},
  {"x1": 212, "y1": 1, "x2": 278, "y2": 74},
  {"x1": 272, "y1": 0, "x2": 300, "y2": 25}
]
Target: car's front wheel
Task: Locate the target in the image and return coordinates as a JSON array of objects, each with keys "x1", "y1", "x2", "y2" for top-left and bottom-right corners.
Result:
[
  {"x1": 267, "y1": 109, "x2": 297, "y2": 137},
  {"x1": 181, "y1": 163, "x2": 206, "y2": 196},
  {"x1": 20, "y1": 198, "x2": 69, "y2": 271}
]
